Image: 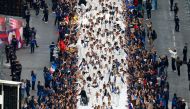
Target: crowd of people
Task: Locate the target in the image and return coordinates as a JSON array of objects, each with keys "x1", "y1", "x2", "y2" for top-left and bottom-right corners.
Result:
[
  {"x1": 2, "y1": 0, "x2": 189, "y2": 109},
  {"x1": 22, "y1": 0, "x2": 80, "y2": 108},
  {"x1": 76, "y1": 0, "x2": 129, "y2": 108}
]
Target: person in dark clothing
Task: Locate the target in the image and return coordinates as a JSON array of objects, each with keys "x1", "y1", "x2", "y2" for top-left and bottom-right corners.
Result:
[
  {"x1": 187, "y1": 59, "x2": 190, "y2": 81},
  {"x1": 151, "y1": 30, "x2": 157, "y2": 41},
  {"x1": 29, "y1": 96, "x2": 35, "y2": 109},
  {"x1": 23, "y1": 2, "x2": 28, "y2": 18},
  {"x1": 31, "y1": 27, "x2": 39, "y2": 47},
  {"x1": 78, "y1": 0, "x2": 87, "y2": 6},
  {"x1": 176, "y1": 57, "x2": 182, "y2": 76},
  {"x1": 5, "y1": 44, "x2": 10, "y2": 63},
  {"x1": 174, "y1": 16, "x2": 179, "y2": 32},
  {"x1": 11, "y1": 35, "x2": 18, "y2": 53},
  {"x1": 79, "y1": 88, "x2": 88, "y2": 105},
  {"x1": 43, "y1": 8, "x2": 49, "y2": 23},
  {"x1": 23, "y1": 25, "x2": 31, "y2": 46},
  {"x1": 146, "y1": 1, "x2": 152, "y2": 19},
  {"x1": 40, "y1": 0, "x2": 45, "y2": 9},
  {"x1": 174, "y1": 3, "x2": 179, "y2": 18},
  {"x1": 164, "y1": 56, "x2": 169, "y2": 76},
  {"x1": 11, "y1": 60, "x2": 16, "y2": 77},
  {"x1": 15, "y1": 61, "x2": 22, "y2": 81},
  {"x1": 35, "y1": 0, "x2": 40, "y2": 16},
  {"x1": 31, "y1": 70, "x2": 37, "y2": 90},
  {"x1": 170, "y1": 0, "x2": 174, "y2": 11},
  {"x1": 172, "y1": 93, "x2": 177, "y2": 109},
  {"x1": 30, "y1": 38, "x2": 36, "y2": 53},
  {"x1": 25, "y1": 9, "x2": 31, "y2": 26},
  {"x1": 49, "y1": 42, "x2": 56, "y2": 62},
  {"x1": 52, "y1": 0, "x2": 57, "y2": 12},
  {"x1": 183, "y1": 44, "x2": 187, "y2": 63},
  {"x1": 180, "y1": 99, "x2": 186, "y2": 109},
  {"x1": 26, "y1": 79, "x2": 31, "y2": 97},
  {"x1": 9, "y1": 51, "x2": 17, "y2": 76},
  {"x1": 54, "y1": 7, "x2": 61, "y2": 26}
]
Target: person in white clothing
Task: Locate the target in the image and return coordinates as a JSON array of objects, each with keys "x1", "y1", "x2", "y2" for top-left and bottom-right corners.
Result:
[
  {"x1": 115, "y1": 86, "x2": 120, "y2": 107},
  {"x1": 168, "y1": 48, "x2": 177, "y2": 72}
]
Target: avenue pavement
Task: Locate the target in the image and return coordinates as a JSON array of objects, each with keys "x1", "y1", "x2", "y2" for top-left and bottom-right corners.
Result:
[{"x1": 151, "y1": 0, "x2": 190, "y2": 107}]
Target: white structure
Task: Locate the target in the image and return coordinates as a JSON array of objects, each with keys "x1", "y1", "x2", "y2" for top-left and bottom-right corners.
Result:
[{"x1": 0, "y1": 80, "x2": 21, "y2": 109}]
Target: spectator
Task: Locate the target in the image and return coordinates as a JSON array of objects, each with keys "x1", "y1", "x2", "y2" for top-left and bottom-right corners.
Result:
[
  {"x1": 31, "y1": 70, "x2": 37, "y2": 90},
  {"x1": 26, "y1": 79, "x2": 31, "y2": 97},
  {"x1": 172, "y1": 93, "x2": 178, "y2": 109}
]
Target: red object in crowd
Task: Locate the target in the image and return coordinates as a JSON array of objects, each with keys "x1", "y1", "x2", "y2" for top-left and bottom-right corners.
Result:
[
  {"x1": 134, "y1": 24, "x2": 139, "y2": 29},
  {"x1": 59, "y1": 40, "x2": 66, "y2": 52},
  {"x1": 134, "y1": 0, "x2": 138, "y2": 7},
  {"x1": 65, "y1": 16, "x2": 69, "y2": 22},
  {"x1": 143, "y1": 79, "x2": 147, "y2": 86}
]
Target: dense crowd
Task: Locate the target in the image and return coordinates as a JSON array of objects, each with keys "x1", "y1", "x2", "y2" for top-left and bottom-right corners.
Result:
[
  {"x1": 3, "y1": 0, "x2": 189, "y2": 109},
  {"x1": 22, "y1": 0, "x2": 80, "y2": 108}
]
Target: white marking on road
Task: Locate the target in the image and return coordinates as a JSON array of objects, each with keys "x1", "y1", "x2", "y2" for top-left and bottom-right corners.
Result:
[
  {"x1": 172, "y1": 30, "x2": 175, "y2": 34},
  {"x1": 172, "y1": 30, "x2": 176, "y2": 47},
  {"x1": 169, "y1": 12, "x2": 172, "y2": 17},
  {"x1": 173, "y1": 35, "x2": 176, "y2": 47}
]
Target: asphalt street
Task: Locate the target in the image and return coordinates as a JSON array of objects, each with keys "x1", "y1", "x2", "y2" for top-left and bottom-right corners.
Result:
[{"x1": 151, "y1": 0, "x2": 190, "y2": 107}]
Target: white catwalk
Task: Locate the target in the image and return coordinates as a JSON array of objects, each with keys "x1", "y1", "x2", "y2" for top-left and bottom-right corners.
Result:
[{"x1": 76, "y1": 0, "x2": 128, "y2": 108}]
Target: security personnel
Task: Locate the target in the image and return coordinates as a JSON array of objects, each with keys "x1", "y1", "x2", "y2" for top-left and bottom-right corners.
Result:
[
  {"x1": 187, "y1": 59, "x2": 190, "y2": 81},
  {"x1": 183, "y1": 44, "x2": 187, "y2": 63},
  {"x1": 15, "y1": 61, "x2": 22, "y2": 81},
  {"x1": 11, "y1": 35, "x2": 18, "y2": 53},
  {"x1": 176, "y1": 57, "x2": 182, "y2": 76},
  {"x1": 49, "y1": 42, "x2": 56, "y2": 62},
  {"x1": 11, "y1": 60, "x2": 16, "y2": 77},
  {"x1": 9, "y1": 49, "x2": 17, "y2": 76},
  {"x1": 174, "y1": 16, "x2": 179, "y2": 32},
  {"x1": 5, "y1": 44, "x2": 10, "y2": 63}
]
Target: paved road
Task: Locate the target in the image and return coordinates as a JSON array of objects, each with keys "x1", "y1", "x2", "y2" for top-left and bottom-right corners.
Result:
[
  {"x1": 151, "y1": 0, "x2": 190, "y2": 107},
  {"x1": 1, "y1": 1, "x2": 57, "y2": 88}
]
